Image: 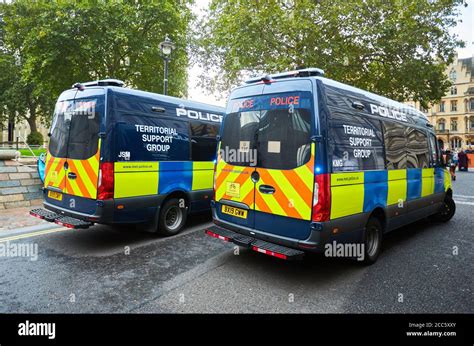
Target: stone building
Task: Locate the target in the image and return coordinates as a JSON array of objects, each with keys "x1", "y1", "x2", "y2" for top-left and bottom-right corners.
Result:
[
  {"x1": 408, "y1": 55, "x2": 474, "y2": 151},
  {"x1": 0, "y1": 118, "x2": 49, "y2": 147}
]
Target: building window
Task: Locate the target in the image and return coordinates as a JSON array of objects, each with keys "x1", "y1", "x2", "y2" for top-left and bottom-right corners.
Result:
[
  {"x1": 451, "y1": 100, "x2": 457, "y2": 112},
  {"x1": 450, "y1": 119, "x2": 458, "y2": 131},
  {"x1": 449, "y1": 69, "x2": 457, "y2": 82},
  {"x1": 439, "y1": 101, "x2": 445, "y2": 112},
  {"x1": 470, "y1": 99, "x2": 474, "y2": 111},
  {"x1": 450, "y1": 137, "x2": 462, "y2": 149},
  {"x1": 470, "y1": 116, "x2": 474, "y2": 130},
  {"x1": 450, "y1": 86, "x2": 457, "y2": 95},
  {"x1": 438, "y1": 120, "x2": 445, "y2": 131}
]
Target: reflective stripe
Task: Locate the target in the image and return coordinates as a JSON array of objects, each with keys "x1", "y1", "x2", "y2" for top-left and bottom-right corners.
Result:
[
  {"x1": 114, "y1": 162, "x2": 159, "y2": 198},
  {"x1": 44, "y1": 155, "x2": 66, "y2": 192},
  {"x1": 254, "y1": 144, "x2": 315, "y2": 220},
  {"x1": 192, "y1": 161, "x2": 214, "y2": 191},
  {"x1": 443, "y1": 168, "x2": 451, "y2": 191},
  {"x1": 215, "y1": 162, "x2": 254, "y2": 207},
  {"x1": 115, "y1": 162, "x2": 158, "y2": 172},
  {"x1": 65, "y1": 140, "x2": 101, "y2": 199},
  {"x1": 387, "y1": 169, "x2": 407, "y2": 206},
  {"x1": 330, "y1": 172, "x2": 365, "y2": 219},
  {"x1": 421, "y1": 168, "x2": 434, "y2": 197},
  {"x1": 113, "y1": 161, "x2": 215, "y2": 198}
]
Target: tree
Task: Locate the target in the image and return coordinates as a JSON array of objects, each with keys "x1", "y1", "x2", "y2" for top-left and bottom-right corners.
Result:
[
  {"x1": 197, "y1": 0, "x2": 466, "y2": 107},
  {"x1": 0, "y1": 0, "x2": 193, "y2": 130}
]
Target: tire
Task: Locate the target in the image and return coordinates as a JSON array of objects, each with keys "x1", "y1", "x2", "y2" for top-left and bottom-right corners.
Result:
[
  {"x1": 431, "y1": 196, "x2": 456, "y2": 223},
  {"x1": 157, "y1": 198, "x2": 188, "y2": 236},
  {"x1": 361, "y1": 217, "x2": 383, "y2": 265}
]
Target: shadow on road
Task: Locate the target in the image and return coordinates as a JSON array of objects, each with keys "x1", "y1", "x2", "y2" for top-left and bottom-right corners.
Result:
[
  {"x1": 40, "y1": 211, "x2": 213, "y2": 257},
  {"x1": 213, "y1": 218, "x2": 443, "y2": 286}
]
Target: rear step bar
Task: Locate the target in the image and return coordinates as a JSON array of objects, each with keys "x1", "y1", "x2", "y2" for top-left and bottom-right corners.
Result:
[
  {"x1": 30, "y1": 208, "x2": 93, "y2": 229},
  {"x1": 205, "y1": 225, "x2": 304, "y2": 260}
]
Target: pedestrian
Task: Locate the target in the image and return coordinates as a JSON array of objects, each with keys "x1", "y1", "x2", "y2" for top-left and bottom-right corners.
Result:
[
  {"x1": 446, "y1": 149, "x2": 457, "y2": 181},
  {"x1": 458, "y1": 149, "x2": 468, "y2": 172}
]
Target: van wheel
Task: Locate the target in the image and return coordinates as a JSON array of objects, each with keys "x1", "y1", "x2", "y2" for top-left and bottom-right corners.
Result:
[
  {"x1": 361, "y1": 217, "x2": 383, "y2": 265},
  {"x1": 158, "y1": 198, "x2": 187, "y2": 236},
  {"x1": 431, "y1": 196, "x2": 456, "y2": 223}
]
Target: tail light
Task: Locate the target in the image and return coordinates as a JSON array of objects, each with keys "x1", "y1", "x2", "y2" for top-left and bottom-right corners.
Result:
[
  {"x1": 312, "y1": 173, "x2": 331, "y2": 222},
  {"x1": 97, "y1": 162, "x2": 114, "y2": 200}
]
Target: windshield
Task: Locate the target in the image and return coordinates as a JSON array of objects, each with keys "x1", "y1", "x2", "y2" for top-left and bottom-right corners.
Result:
[
  {"x1": 49, "y1": 97, "x2": 103, "y2": 160},
  {"x1": 221, "y1": 93, "x2": 312, "y2": 170}
]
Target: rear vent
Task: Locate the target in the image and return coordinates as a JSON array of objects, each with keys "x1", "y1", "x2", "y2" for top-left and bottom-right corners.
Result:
[{"x1": 245, "y1": 67, "x2": 324, "y2": 84}]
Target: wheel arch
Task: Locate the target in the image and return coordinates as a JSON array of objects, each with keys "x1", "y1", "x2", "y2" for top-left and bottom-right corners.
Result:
[{"x1": 367, "y1": 207, "x2": 387, "y2": 232}]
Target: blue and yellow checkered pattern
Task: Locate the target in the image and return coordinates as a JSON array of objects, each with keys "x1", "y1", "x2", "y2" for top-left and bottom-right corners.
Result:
[
  {"x1": 114, "y1": 161, "x2": 214, "y2": 199},
  {"x1": 330, "y1": 167, "x2": 450, "y2": 219}
]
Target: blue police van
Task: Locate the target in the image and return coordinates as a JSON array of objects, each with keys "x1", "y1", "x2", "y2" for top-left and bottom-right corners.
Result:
[
  {"x1": 31, "y1": 79, "x2": 225, "y2": 235},
  {"x1": 206, "y1": 68, "x2": 454, "y2": 264}
]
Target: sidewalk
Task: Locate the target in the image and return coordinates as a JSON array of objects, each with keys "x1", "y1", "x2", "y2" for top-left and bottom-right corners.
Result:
[{"x1": 0, "y1": 205, "x2": 47, "y2": 232}]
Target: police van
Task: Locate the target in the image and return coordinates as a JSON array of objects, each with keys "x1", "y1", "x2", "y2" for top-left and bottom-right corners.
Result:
[
  {"x1": 31, "y1": 79, "x2": 224, "y2": 235},
  {"x1": 205, "y1": 68, "x2": 455, "y2": 264}
]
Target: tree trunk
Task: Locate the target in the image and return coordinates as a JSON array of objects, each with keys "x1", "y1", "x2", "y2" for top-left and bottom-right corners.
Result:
[{"x1": 26, "y1": 107, "x2": 37, "y2": 133}]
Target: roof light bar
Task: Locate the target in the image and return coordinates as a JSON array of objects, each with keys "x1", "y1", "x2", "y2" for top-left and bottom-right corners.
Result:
[{"x1": 245, "y1": 67, "x2": 324, "y2": 84}]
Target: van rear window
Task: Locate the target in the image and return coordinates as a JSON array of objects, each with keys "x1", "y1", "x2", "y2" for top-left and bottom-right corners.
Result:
[
  {"x1": 49, "y1": 98, "x2": 102, "y2": 160},
  {"x1": 221, "y1": 93, "x2": 312, "y2": 170}
]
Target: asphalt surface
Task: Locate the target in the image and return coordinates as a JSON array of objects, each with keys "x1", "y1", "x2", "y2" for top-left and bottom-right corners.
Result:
[{"x1": 0, "y1": 172, "x2": 472, "y2": 313}]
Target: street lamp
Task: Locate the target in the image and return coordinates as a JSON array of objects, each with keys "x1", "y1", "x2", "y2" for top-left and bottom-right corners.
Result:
[{"x1": 159, "y1": 35, "x2": 176, "y2": 95}]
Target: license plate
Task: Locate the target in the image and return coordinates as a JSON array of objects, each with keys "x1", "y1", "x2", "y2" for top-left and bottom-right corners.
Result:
[
  {"x1": 48, "y1": 190, "x2": 63, "y2": 201},
  {"x1": 221, "y1": 205, "x2": 247, "y2": 219}
]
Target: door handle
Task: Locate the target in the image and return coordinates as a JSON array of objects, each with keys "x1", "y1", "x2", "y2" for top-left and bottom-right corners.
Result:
[
  {"x1": 259, "y1": 184, "x2": 275, "y2": 194},
  {"x1": 67, "y1": 172, "x2": 77, "y2": 180}
]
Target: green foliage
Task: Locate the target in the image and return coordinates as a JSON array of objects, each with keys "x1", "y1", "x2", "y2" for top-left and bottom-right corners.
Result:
[
  {"x1": 0, "y1": 0, "x2": 193, "y2": 129},
  {"x1": 26, "y1": 131, "x2": 44, "y2": 146},
  {"x1": 18, "y1": 148, "x2": 46, "y2": 157},
  {"x1": 198, "y1": 0, "x2": 466, "y2": 107}
]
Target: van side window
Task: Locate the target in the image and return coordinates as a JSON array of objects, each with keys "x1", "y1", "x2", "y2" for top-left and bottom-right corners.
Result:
[
  {"x1": 382, "y1": 122, "x2": 407, "y2": 169},
  {"x1": 406, "y1": 128, "x2": 430, "y2": 168},
  {"x1": 190, "y1": 122, "x2": 219, "y2": 161},
  {"x1": 428, "y1": 134, "x2": 439, "y2": 166},
  {"x1": 329, "y1": 112, "x2": 385, "y2": 171}
]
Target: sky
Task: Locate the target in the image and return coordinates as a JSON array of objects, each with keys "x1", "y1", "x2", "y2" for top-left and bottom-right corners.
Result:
[{"x1": 187, "y1": 0, "x2": 474, "y2": 107}]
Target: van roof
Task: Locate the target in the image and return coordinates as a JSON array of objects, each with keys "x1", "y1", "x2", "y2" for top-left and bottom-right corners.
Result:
[
  {"x1": 232, "y1": 72, "x2": 428, "y2": 124},
  {"x1": 316, "y1": 76, "x2": 428, "y2": 121},
  {"x1": 107, "y1": 86, "x2": 225, "y2": 113},
  {"x1": 61, "y1": 84, "x2": 225, "y2": 114}
]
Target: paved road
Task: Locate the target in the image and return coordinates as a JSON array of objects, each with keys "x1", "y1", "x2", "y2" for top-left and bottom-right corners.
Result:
[{"x1": 0, "y1": 172, "x2": 472, "y2": 313}]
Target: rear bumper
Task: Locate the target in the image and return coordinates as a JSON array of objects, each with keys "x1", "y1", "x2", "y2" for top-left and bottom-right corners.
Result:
[
  {"x1": 43, "y1": 193, "x2": 167, "y2": 224},
  {"x1": 44, "y1": 199, "x2": 115, "y2": 223},
  {"x1": 205, "y1": 225, "x2": 305, "y2": 260},
  {"x1": 211, "y1": 202, "x2": 368, "y2": 253}
]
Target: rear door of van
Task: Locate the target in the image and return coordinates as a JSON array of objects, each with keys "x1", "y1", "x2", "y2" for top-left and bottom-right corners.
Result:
[
  {"x1": 253, "y1": 80, "x2": 315, "y2": 240},
  {"x1": 45, "y1": 89, "x2": 104, "y2": 212},
  {"x1": 214, "y1": 83, "x2": 264, "y2": 229},
  {"x1": 215, "y1": 79, "x2": 315, "y2": 240}
]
